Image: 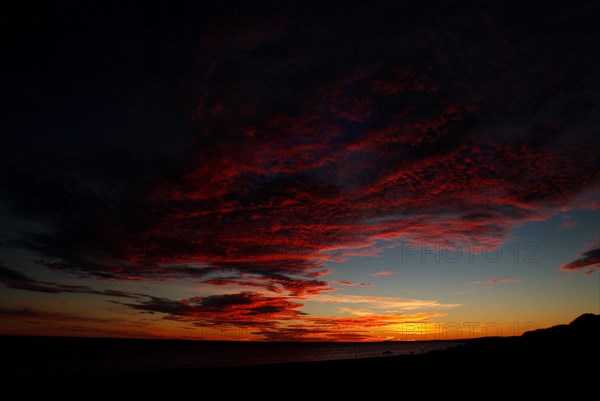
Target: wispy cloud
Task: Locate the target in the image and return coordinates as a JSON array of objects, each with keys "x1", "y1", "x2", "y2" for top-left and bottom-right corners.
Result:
[
  {"x1": 561, "y1": 247, "x2": 600, "y2": 275},
  {"x1": 471, "y1": 278, "x2": 521, "y2": 286},
  {"x1": 333, "y1": 280, "x2": 372, "y2": 287},
  {"x1": 313, "y1": 294, "x2": 462, "y2": 311},
  {"x1": 370, "y1": 271, "x2": 399, "y2": 277},
  {"x1": 0, "y1": 264, "x2": 140, "y2": 298},
  {"x1": 558, "y1": 217, "x2": 578, "y2": 230},
  {"x1": 0, "y1": 306, "x2": 156, "y2": 338}
]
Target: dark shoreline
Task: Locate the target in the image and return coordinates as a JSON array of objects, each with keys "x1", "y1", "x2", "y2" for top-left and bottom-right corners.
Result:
[
  {"x1": 122, "y1": 331, "x2": 598, "y2": 389},
  {"x1": 2, "y1": 314, "x2": 598, "y2": 384},
  {"x1": 0, "y1": 335, "x2": 462, "y2": 379}
]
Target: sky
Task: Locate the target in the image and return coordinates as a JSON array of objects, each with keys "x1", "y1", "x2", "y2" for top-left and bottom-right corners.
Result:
[{"x1": 1, "y1": 1, "x2": 598, "y2": 341}]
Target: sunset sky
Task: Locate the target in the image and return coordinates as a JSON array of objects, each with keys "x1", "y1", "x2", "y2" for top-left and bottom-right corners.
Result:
[{"x1": 1, "y1": 1, "x2": 598, "y2": 341}]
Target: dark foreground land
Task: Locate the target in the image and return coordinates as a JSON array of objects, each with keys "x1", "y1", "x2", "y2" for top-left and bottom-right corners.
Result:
[
  {"x1": 2, "y1": 314, "x2": 598, "y2": 388},
  {"x1": 148, "y1": 314, "x2": 599, "y2": 384}
]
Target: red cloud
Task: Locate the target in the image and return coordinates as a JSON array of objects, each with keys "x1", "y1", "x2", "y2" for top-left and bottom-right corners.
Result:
[
  {"x1": 201, "y1": 272, "x2": 332, "y2": 296},
  {"x1": 116, "y1": 291, "x2": 306, "y2": 329},
  {"x1": 10, "y1": 3, "x2": 598, "y2": 340},
  {"x1": 115, "y1": 291, "x2": 450, "y2": 341},
  {"x1": 35, "y1": 51, "x2": 598, "y2": 336},
  {"x1": 37, "y1": 59, "x2": 598, "y2": 300},
  {"x1": 561, "y1": 247, "x2": 600, "y2": 275},
  {"x1": 371, "y1": 271, "x2": 399, "y2": 277},
  {"x1": 333, "y1": 281, "x2": 372, "y2": 287}
]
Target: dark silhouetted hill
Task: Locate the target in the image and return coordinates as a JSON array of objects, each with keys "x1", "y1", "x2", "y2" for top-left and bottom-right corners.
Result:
[{"x1": 522, "y1": 313, "x2": 600, "y2": 341}]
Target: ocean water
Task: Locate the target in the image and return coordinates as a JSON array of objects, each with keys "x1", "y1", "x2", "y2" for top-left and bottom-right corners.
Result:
[
  {"x1": 163, "y1": 341, "x2": 459, "y2": 368},
  {"x1": 1, "y1": 337, "x2": 461, "y2": 377}
]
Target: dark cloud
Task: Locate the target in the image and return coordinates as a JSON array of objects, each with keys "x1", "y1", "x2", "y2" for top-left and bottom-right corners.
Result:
[
  {"x1": 114, "y1": 291, "x2": 305, "y2": 329},
  {"x1": 1, "y1": 2, "x2": 599, "y2": 325},
  {"x1": 0, "y1": 306, "x2": 110, "y2": 323},
  {"x1": 0, "y1": 264, "x2": 139, "y2": 298},
  {"x1": 561, "y1": 247, "x2": 600, "y2": 274},
  {"x1": 0, "y1": 305, "x2": 154, "y2": 338}
]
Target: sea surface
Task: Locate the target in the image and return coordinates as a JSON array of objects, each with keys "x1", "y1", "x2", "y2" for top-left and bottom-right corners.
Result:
[{"x1": 1, "y1": 337, "x2": 460, "y2": 377}]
